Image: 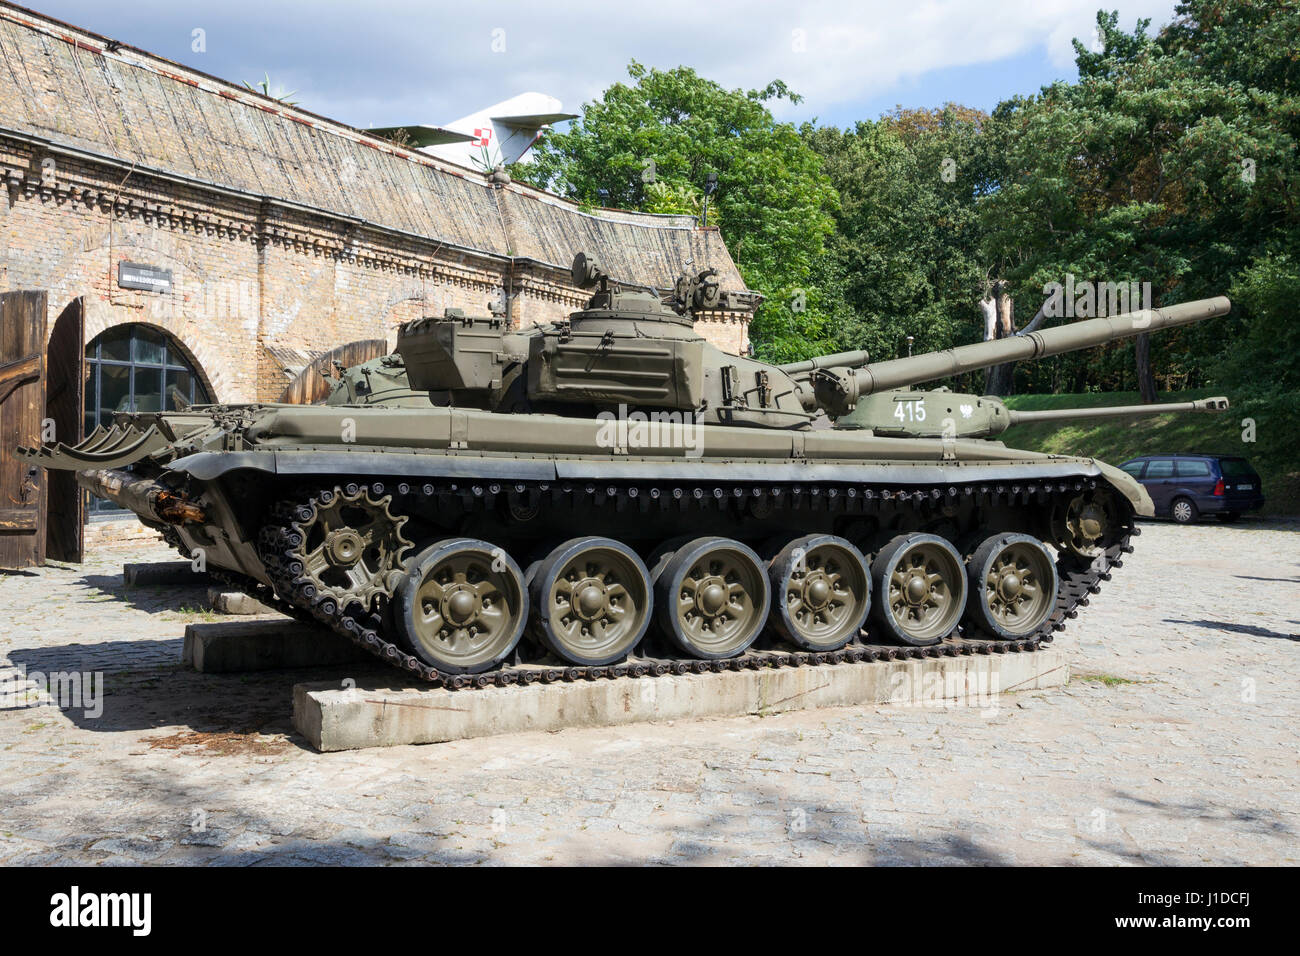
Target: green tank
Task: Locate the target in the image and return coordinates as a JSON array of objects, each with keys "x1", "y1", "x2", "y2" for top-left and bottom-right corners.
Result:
[
  {"x1": 836, "y1": 391, "x2": 1229, "y2": 439},
  {"x1": 19, "y1": 253, "x2": 1233, "y2": 687}
]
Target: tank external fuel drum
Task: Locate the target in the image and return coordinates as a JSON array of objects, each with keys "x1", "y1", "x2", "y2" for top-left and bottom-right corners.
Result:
[{"x1": 76, "y1": 469, "x2": 205, "y2": 525}]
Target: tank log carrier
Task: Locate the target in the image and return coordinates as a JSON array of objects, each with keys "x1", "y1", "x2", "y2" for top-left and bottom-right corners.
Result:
[{"x1": 20, "y1": 254, "x2": 1233, "y2": 688}]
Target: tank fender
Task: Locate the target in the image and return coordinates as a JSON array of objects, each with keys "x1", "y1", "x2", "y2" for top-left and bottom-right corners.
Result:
[
  {"x1": 1095, "y1": 459, "x2": 1154, "y2": 516},
  {"x1": 168, "y1": 450, "x2": 559, "y2": 482},
  {"x1": 168, "y1": 448, "x2": 1134, "y2": 493},
  {"x1": 167, "y1": 452, "x2": 277, "y2": 481}
]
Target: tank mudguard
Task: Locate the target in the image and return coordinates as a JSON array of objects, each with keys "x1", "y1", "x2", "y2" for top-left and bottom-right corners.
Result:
[
  {"x1": 168, "y1": 448, "x2": 1131, "y2": 496},
  {"x1": 1095, "y1": 459, "x2": 1154, "y2": 516}
]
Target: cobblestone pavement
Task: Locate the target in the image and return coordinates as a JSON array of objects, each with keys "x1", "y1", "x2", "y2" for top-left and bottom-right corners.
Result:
[{"x1": 0, "y1": 519, "x2": 1296, "y2": 866}]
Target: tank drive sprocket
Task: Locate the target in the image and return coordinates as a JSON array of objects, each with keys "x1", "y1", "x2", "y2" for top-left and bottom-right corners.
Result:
[{"x1": 263, "y1": 484, "x2": 412, "y2": 609}]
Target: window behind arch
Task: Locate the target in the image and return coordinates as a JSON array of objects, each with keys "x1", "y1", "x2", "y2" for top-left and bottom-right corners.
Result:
[{"x1": 83, "y1": 324, "x2": 212, "y2": 514}]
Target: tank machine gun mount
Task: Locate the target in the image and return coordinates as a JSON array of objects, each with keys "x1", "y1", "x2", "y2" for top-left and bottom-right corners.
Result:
[{"x1": 570, "y1": 251, "x2": 753, "y2": 320}]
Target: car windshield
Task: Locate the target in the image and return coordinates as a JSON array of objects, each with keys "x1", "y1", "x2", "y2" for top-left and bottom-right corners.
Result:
[{"x1": 1220, "y1": 458, "x2": 1258, "y2": 479}]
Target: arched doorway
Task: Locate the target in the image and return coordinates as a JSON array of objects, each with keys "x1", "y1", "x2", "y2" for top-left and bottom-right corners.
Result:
[{"x1": 83, "y1": 323, "x2": 213, "y2": 515}]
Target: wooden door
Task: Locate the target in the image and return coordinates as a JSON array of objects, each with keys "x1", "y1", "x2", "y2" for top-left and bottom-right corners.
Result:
[
  {"x1": 276, "y1": 339, "x2": 389, "y2": 404},
  {"x1": 45, "y1": 298, "x2": 84, "y2": 562},
  {"x1": 0, "y1": 291, "x2": 47, "y2": 569}
]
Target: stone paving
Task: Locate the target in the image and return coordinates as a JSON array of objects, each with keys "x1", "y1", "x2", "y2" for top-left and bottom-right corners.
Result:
[{"x1": 0, "y1": 519, "x2": 1296, "y2": 865}]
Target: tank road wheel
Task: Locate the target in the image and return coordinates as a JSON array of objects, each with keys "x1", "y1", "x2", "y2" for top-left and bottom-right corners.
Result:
[
  {"x1": 297, "y1": 487, "x2": 411, "y2": 608},
  {"x1": 768, "y1": 534, "x2": 871, "y2": 651},
  {"x1": 964, "y1": 533, "x2": 1059, "y2": 640},
  {"x1": 654, "y1": 537, "x2": 770, "y2": 659},
  {"x1": 870, "y1": 533, "x2": 967, "y2": 646},
  {"x1": 531, "y1": 537, "x2": 653, "y2": 666},
  {"x1": 1050, "y1": 489, "x2": 1120, "y2": 560},
  {"x1": 395, "y1": 538, "x2": 528, "y2": 674}
]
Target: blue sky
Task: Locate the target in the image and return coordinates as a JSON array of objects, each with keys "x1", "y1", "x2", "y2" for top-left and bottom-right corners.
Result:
[
  {"x1": 822, "y1": 47, "x2": 1086, "y2": 127},
  {"x1": 28, "y1": 0, "x2": 1181, "y2": 131}
]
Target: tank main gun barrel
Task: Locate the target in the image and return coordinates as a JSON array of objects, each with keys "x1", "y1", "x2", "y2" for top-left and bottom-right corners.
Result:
[
  {"x1": 778, "y1": 350, "x2": 871, "y2": 377},
  {"x1": 852, "y1": 297, "x2": 1231, "y2": 398},
  {"x1": 1006, "y1": 396, "x2": 1229, "y2": 427}
]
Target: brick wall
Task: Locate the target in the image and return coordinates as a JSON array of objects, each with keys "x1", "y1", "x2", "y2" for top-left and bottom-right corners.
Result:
[
  {"x1": 0, "y1": 3, "x2": 753, "y2": 408},
  {"x1": 0, "y1": 2, "x2": 755, "y2": 550},
  {"x1": 0, "y1": 142, "x2": 751, "y2": 404}
]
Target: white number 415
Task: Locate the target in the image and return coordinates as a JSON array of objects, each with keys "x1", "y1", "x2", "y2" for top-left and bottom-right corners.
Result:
[{"x1": 894, "y1": 400, "x2": 926, "y2": 422}]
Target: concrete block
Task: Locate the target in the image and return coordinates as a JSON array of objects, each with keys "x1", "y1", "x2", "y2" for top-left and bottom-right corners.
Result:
[
  {"x1": 206, "y1": 586, "x2": 276, "y2": 616},
  {"x1": 294, "y1": 648, "x2": 1069, "y2": 752},
  {"x1": 123, "y1": 560, "x2": 207, "y2": 587},
  {"x1": 183, "y1": 620, "x2": 371, "y2": 673}
]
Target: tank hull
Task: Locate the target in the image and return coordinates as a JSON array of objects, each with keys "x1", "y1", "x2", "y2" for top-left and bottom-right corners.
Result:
[
  {"x1": 22, "y1": 399, "x2": 1148, "y2": 683},
  {"x1": 18, "y1": 402, "x2": 1132, "y2": 686},
  {"x1": 184, "y1": 449, "x2": 1132, "y2": 685}
]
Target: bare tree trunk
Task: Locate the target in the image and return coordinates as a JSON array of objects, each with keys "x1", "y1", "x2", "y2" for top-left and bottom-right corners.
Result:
[
  {"x1": 1135, "y1": 333, "x2": 1157, "y2": 403},
  {"x1": 986, "y1": 285, "x2": 1015, "y2": 396}
]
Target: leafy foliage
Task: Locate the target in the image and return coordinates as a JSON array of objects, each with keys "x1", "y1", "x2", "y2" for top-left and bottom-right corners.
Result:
[
  {"x1": 515, "y1": 62, "x2": 839, "y2": 361},
  {"x1": 979, "y1": 3, "x2": 1299, "y2": 395},
  {"x1": 804, "y1": 106, "x2": 997, "y2": 370},
  {"x1": 520, "y1": 1, "x2": 1298, "y2": 411}
]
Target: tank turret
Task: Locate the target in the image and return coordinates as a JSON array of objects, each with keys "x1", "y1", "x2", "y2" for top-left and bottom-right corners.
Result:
[
  {"x1": 340, "y1": 253, "x2": 814, "y2": 428},
  {"x1": 836, "y1": 391, "x2": 1230, "y2": 439},
  {"x1": 333, "y1": 255, "x2": 1233, "y2": 432}
]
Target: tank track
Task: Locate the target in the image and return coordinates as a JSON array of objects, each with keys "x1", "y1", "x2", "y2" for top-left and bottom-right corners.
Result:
[{"x1": 202, "y1": 477, "x2": 1135, "y2": 690}]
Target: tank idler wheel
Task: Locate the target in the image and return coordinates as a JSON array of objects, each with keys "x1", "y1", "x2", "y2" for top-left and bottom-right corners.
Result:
[
  {"x1": 531, "y1": 537, "x2": 653, "y2": 667},
  {"x1": 964, "y1": 533, "x2": 1059, "y2": 640},
  {"x1": 768, "y1": 534, "x2": 871, "y2": 651},
  {"x1": 654, "y1": 537, "x2": 770, "y2": 659},
  {"x1": 396, "y1": 538, "x2": 528, "y2": 674},
  {"x1": 1050, "y1": 489, "x2": 1119, "y2": 560},
  {"x1": 870, "y1": 533, "x2": 967, "y2": 646}
]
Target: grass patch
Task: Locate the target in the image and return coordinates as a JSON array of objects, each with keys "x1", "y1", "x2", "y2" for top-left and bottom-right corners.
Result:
[
  {"x1": 1001, "y1": 387, "x2": 1300, "y2": 515},
  {"x1": 1074, "y1": 672, "x2": 1143, "y2": 686},
  {"x1": 171, "y1": 603, "x2": 222, "y2": 622}
]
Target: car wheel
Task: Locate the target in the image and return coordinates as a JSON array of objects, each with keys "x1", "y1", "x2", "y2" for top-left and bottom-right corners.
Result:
[{"x1": 1170, "y1": 497, "x2": 1198, "y2": 525}]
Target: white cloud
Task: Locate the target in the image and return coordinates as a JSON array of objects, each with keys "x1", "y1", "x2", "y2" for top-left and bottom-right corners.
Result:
[{"x1": 39, "y1": 0, "x2": 1182, "y2": 124}]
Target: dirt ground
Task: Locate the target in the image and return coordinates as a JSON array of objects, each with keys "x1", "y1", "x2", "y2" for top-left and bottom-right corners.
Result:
[{"x1": 0, "y1": 518, "x2": 1296, "y2": 865}]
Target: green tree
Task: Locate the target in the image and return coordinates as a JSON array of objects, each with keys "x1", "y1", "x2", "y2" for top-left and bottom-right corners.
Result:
[
  {"x1": 515, "y1": 62, "x2": 839, "y2": 361},
  {"x1": 804, "y1": 105, "x2": 998, "y2": 370},
  {"x1": 980, "y1": 3, "x2": 1299, "y2": 397}
]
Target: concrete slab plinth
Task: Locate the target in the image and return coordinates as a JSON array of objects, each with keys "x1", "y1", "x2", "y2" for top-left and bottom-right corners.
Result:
[
  {"x1": 123, "y1": 560, "x2": 207, "y2": 587},
  {"x1": 294, "y1": 648, "x2": 1068, "y2": 752},
  {"x1": 184, "y1": 620, "x2": 371, "y2": 673}
]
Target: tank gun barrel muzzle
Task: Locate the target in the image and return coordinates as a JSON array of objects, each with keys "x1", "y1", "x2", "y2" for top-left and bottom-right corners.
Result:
[
  {"x1": 76, "y1": 469, "x2": 205, "y2": 525},
  {"x1": 1006, "y1": 396, "x2": 1230, "y2": 427},
  {"x1": 853, "y1": 297, "x2": 1231, "y2": 397}
]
